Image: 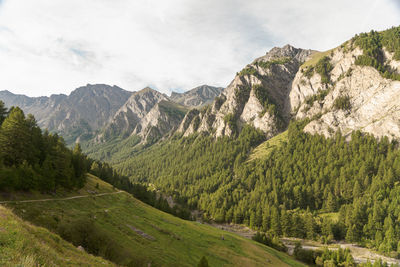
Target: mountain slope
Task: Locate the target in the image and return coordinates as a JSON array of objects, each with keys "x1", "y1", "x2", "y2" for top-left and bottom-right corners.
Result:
[
  {"x1": 178, "y1": 45, "x2": 314, "y2": 138},
  {"x1": 170, "y1": 85, "x2": 223, "y2": 107},
  {"x1": 1, "y1": 174, "x2": 304, "y2": 267},
  {"x1": 289, "y1": 28, "x2": 400, "y2": 140},
  {"x1": 178, "y1": 28, "x2": 400, "y2": 141},
  {"x1": 99, "y1": 87, "x2": 168, "y2": 140},
  {"x1": 95, "y1": 87, "x2": 189, "y2": 146},
  {"x1": 0, "y1": 84, "x2": 132, "y2": 144},
  {"x1": 0, "y1": 205, "x2": 113, "y2": 266}
]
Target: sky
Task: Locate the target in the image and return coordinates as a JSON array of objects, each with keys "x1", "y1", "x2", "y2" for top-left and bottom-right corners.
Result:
[{"x1": 0, "y1": 0, "x2": 399, "y2": 97}]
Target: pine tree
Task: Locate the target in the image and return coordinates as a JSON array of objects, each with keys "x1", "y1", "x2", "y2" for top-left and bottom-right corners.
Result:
[
  {"x1": 197, "y1": 256, "x2": 209, "y2": 267},
  {"x1": 0, "y1": 107, "x2": 30, "y2": 166},
  {"x1": 270, "y1": 206, "x2": 281, "y2": 236},
  {"x1": 0, "y1": 100, "x2": 8, "y2": 125}
]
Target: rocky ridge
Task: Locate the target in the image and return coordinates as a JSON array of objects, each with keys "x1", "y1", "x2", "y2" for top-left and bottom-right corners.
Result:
[
  {"x1": 0, "y1": 84, "x2": 132, "y2": 143},
  {"x1": 178, "y1": 45, "x2": 314, "y2": 138},
  {"x1": 290, "y1": 44, "x2": 400, "y2": 140},
  {"x1": 98, "y1": 87, "x2": 188, "y2": 144},
  {"x1": 170, "y1": 85, "x2": 223, "y2": 107}
]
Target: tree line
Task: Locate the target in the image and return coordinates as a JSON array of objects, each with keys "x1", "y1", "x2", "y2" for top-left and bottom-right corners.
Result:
[{"x1": 0, "y1": 101, "x2": 87, "y2": 191}]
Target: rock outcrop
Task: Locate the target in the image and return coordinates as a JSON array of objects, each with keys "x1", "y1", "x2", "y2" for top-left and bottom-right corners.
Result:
[
  {"x1": 99, "y1": 88, "x2": 188, "y2": 143},
  {"x1": 178, "y1": 45, "x2": 314, "y2": 137},
  {"x1": 289, "y1": 44, "x2": 400, "y2": 140},
  {"x1": 170, "y1": 85, "x2": 223, "y2": 107}
]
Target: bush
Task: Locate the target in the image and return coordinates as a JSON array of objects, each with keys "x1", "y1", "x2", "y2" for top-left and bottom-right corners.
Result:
[
  {"x1": 255, "y1": 57, "x2": 292, "y2": 69},
  {"x1": 252, "y1": 232, "x2": 287, "y2": 252},
  {"x1": 315, "y1": 56, "x2": 333, "y2": 84},
  {"x1": 333, "y1": 95, "x2": 351, "y2": 111},
  {"x1": 238, "y1": 66, "x2": 257, "y2": 76},
  {"x1": 303, "y1": 66, "x2": 315, "y2": 79},
  {"x1": 57, "y1": 218, "x2": 125, "y2": 262}
]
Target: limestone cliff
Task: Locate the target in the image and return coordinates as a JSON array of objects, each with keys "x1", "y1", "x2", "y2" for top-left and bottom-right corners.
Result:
[{"x1": 178, "y1": 45, "x2": 314, "y2": 137}]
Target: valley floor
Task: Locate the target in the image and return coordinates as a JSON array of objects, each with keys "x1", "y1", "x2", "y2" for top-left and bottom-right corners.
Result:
[{"x1": 208, "y1": 222, "x2": 400, "y2": 266}]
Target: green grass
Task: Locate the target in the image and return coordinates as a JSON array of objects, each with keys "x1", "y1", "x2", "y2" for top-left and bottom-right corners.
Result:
[
  {"x1": 158, "y1": 100, "x2": 189, "y2": 117},
  {"x1": 301, "y1": 49, "x2": 333, "y2": 69},
  {"x1": 248, "y1": 130, "x2": 288, "y2": 161},
  {"x1": 0, "y1": 174, "x2": 115, "y2": 202},
  {"x1": 2, "y1": 175, "x2": 305, "y2": 267},
  {"x1": 0, "y1": 205, "x2": 114, "y2": 266}
]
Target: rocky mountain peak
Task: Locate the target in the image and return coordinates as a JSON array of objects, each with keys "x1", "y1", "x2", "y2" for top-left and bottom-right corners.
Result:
[
  {"x1": 178, "y1": 45, "x2": 313, "y2": 138},
  {"x1": 99, "y1": 87, "x2": 170, "y2": 141},
  {"x1": 70, "y1": 84, "x2": 126, "y2": 97},
  {"x1": 257, "y1": 44, "x2": 315, "y2": 63}
]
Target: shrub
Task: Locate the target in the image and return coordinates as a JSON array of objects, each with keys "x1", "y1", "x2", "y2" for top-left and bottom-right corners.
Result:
[
  {"x1": 303, "y1": 66, "x2": 315, "y2": 79},
  {"x1": 255, "y1": 57, "x2": 292, "y2": 69},
  {"x1": 333, "y1": 95, "x2": 351, "y2": 111},
  {"x1": 238, "y1": 66, "x2": 257, "y2": 76},
  {"x1": 315, "y1": 56, "x2": 333, "y2": 84}
]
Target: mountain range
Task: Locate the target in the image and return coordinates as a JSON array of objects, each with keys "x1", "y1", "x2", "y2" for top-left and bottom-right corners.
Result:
[
  {"x1": 5, "y1": 31, "x2": 400, "y2": 150},
  {"x1": 0, "y1": 84, "x2": 223, "y2": 144}
]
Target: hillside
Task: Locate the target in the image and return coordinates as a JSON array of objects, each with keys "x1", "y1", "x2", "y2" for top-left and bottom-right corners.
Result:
[
  {"x1": 0, "y1": 205, "x2": 114, "y2": 266},
  {"x1": 177, "y1": 45, "x2": 314, "y2": 138},
  {"x1": 1, "y1": 174, "x2": 305, "y2": 267},
  {"x1": 289, "y1": 28, "x2": 400, "y2": 140},
  {"x1": 95, "y1": 88, "x2": 189, "y2": 145}
]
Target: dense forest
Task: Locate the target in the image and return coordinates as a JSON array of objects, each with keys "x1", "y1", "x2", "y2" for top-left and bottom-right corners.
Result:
[
  {"x1": 0, "y1": 101, "x2": 87, "y2": 191},
  {"x1": 115, "y1": 120, "x2": 400, "y2": 258}
]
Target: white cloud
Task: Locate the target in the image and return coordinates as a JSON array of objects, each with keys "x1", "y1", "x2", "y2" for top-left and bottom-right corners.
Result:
[{"x1": 0, "y1": 0, "x2": 399, "y2": 96}]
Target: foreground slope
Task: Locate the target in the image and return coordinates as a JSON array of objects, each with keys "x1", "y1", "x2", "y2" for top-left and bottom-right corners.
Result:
[
  {"x1": 2, "y1": 175, "x2": 304, "y2": 267},
  {"x1": 0, "y1": 205, "x2": 113, "y2": 266}
]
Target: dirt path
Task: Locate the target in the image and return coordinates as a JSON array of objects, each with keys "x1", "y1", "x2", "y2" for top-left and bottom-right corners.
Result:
[{"x1": 0, "y1": 191, "x2": 123, "y2": 204}]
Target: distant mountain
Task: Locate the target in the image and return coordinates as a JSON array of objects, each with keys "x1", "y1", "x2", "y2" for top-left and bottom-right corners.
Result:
[
  {"x1": 170, "y1": 85, "x2": 223, "y2": 107},
  {"x1": 0, "y1": 84, "x2": 132, "y2": 144},
  {"x1": 98, "y1": 87, "x2": 188, "y2": 144}
]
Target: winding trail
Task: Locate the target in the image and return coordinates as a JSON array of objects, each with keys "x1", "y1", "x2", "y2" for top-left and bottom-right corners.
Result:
[{"x1": 0, "y1": 191, "x2": 123, "y2": 204}]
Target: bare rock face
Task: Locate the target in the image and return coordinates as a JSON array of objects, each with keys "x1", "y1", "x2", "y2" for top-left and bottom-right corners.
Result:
[
  {"x1": 290, "y1": 44, "x2": 400, "y2": 140},
  {"x1": 133, "y1": 100, "x2": 188, "y2": 143},
  {"x1": 100, "y1": 87, "x2": 169, "y2": 140},
  {"x1": 99, "y1": 88, "x2": 188, "y2": 144},
  {"x1": 170, "y1": 85, "x2": 223, "y2": 107},
  {"x1": 178, "y1": 109, "x2": 200, "y2": 134},
  {"x1": 178, "y1": 45, "x2": 314, "y2": 137}
]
